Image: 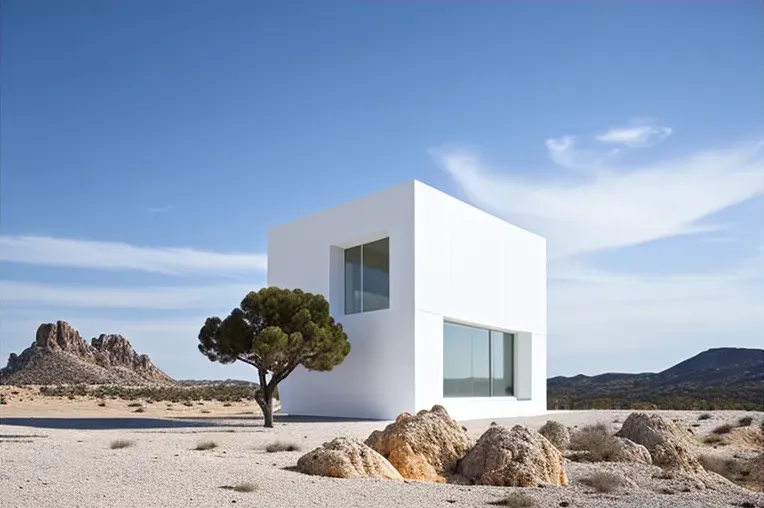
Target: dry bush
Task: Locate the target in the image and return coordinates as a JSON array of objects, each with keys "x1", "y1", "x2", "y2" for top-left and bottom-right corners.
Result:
[
  {"x1": 712, "y1": 423, "x2": 734, "y2": 435},
  {"x1": 569, "y1": 423, "x2": 619, "y2": 461},
  {"x1": 538, "y1": 420, "x2": 569, "y2": 450},
  {"x1": 737, "y1": 416, "x2": 753, "y2": 427},
  {"x1": 265, "y1": 441, "x2": 301, "y2": 453},
  {"x1": 488, "y1": 491, "x2": 539, "y2": 507},
  {"x1": 699, "y1": 454, "x2": 749, "y2": 484},
  {"x1": 97, "y1": 401, "x2": 106, "y2": 407},
  {"x1": 133, "y1": 407, "x2": 145, "y2": 413},
  {"x1": 704, "y1": 434, "x2": 723, "y2": 444},
  {"x1": 110, "y1": 439, "x2": 135, "y2": 449},
  {"x1": 698, "y1": 413, "x2": 712, "y2": 420},
  {"x1": 195, "y1": 440, "x2": 218, "y2": 451},
  {"x1": 126, "y1": 402, "x2": 142, "y2": 408},
  {"x1": 581, "y1": 471, "x2": 631, "y2": 494}
]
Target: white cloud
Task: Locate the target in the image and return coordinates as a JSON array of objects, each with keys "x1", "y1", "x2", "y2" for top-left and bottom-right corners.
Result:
[
  {"x1": 0, "y1": 235, "x2": 267, "y2": 276},
  {"x1": 0, "y1": 280, "x2": 259, "y2": 310},
  {"x1": 596, "y1": 119, "x2": 673, "y2": 147},
  {"x1": 431, "y1": 138, "x2": 764, "y2": 258},
  {"x1": 545, "y1": 136, "x2": 619, "y2": 170},
  {"x1": 547, "y1": 254, "x2": 764, "y2": 375}
]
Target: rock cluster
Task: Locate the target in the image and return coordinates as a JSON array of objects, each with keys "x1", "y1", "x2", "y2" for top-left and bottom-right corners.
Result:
[
  {"x1": 297, "y1": 405, "x2": 568, "y2": 487},
  {"x1": 1, "y1": 321, "x2": 172, "y2": 385},
  {"x1": 615, "y1": 412, "x2": 702, "y2": 473}
]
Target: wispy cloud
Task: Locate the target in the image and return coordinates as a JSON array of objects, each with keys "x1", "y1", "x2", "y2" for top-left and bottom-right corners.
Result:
[
  {"x1": 0, "y1": 280, "x2": 259, "y2": 310},
  {"x1": 0, "y1": 235, "x2": 267, "y2": 275},
  {"x1": 431, "y1": 138, "x2": 764, "y2": 258},
  {"x1": 596, "y1": 119, "x2": 673, "y2": 147},
  {"x1": 545, "y1": 135, "x2": 619, "y2": 171},
  {"x1": 547, "y1": 253, "x2": 764, "y2": 374}
]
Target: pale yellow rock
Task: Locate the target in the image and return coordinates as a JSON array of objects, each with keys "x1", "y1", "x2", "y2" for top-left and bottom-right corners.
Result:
[
  {"x1": 297, "y1": 437, "x2": 403, "y2": 480},
  {"x1": 365, "y1": 405, "x2": 473, "y2": 483},
  {"x1": 456, "y1": 424, "x2": 569, "y2": 487}
]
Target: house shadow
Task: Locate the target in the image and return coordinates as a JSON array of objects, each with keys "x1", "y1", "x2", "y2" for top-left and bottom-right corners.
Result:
[{"x1": 0, "y1": 413, "x2": 384, "y2": 430}]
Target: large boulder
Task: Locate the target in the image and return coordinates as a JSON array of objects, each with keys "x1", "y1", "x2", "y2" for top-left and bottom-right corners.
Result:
[
  {"x1": 296, "y1": 437, "x2": 403, "y2": 480},
  {"x1": 365, "y1": 405, "x2": 473, "y2": 483},
  {"x1": 456, "y1": 425, "x2": 569, "y2": 487},
  {"x1": 538, "y1": 420, "x2": 570, "y2": 450},
  {"x1": 615, "y1": 413, "x2": 702, "y2": 473}
]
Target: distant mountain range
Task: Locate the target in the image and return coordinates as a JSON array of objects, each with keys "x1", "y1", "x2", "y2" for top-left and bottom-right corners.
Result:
[{"x1": 548, "y1": 347, "x2": 764, "y2": 411}]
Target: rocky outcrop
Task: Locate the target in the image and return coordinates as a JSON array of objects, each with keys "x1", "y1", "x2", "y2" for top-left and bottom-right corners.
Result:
[
  {"x1": 365, "y1": 405, "x2": 473, "y2": 483},
  {"x1": 610, "y1": 437, "x2": 653, "y2": 464},
  {"x1": 1, "y1": 321, "x2": 172, "y2": 385},
  {"x1": 538, "y1": 420, "x2": 570, "y2": 451},
  {"x1": 456, "y1": 425, "x2": 568, "y2": 487},
  {"x1": 615, "y1": 413, "x2": 702, "y2": 473},
  {"x1": 297, "y1": 438, "x2": 403, "y2": 480}
]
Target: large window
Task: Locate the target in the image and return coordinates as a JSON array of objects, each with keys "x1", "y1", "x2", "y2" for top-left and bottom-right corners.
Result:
[
  {"x1": 443, "y1": 322, "x2": 514, "y2": 398},
  {"x1": 344, "y1": 237, "x2": 390, "y2": 314}
]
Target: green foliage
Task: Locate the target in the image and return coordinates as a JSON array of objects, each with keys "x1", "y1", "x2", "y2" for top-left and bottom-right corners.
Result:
[{"x1": 197, "y1": 287, "x2": 350, "y2": 427}]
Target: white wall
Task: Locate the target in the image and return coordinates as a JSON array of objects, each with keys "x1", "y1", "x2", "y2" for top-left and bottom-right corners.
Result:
[
  {"x1": 413, "y1": 182, "x2": 547, "y2": 420},
  {"x1": 267, "y1": 181, "x2": 417, "y2": 419}
]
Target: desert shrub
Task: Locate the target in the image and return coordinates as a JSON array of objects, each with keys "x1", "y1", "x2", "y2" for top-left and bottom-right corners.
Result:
[
  {"x1": 698, "y1": 413, "x2": 712, "y2": 420},
  {"x1": 737, "y1": 416, "x2": 753, "y2": 427},
  {"x1": 97, "y1": 401, "x2": 106, "y2": 407},
  {"x1": 183, "y1": 401, "x2": 194, "y2": 407},
  {"x1": 704, "y1": 434, "x2": 723, "y2": 444},
  {"x1": 569, "y1": 423, "x2": 619, "y2": 461},
  {"x1": 538, "y1": 420, "x2": 569, "y2": 450},
  {"x1": 223, "y1": 402, "x2": 232, "y2": 407},
  {"x1": 232, "y1": 482, "x2": 257, "y2": 493},
  {"x1": 133, "y1": 407, "x2": 145, "y2": 413},
  {"x1": 699, "y1": 454, "x2": 746, "y2": 482},
  {"x1": 127, "y1": 402, "x2": 142, "y2": 407},
  {"x1": 488, "y1": 491, "x2": 539, "y2": 507},
  {"x1": 265, "y1": 441, "x2": 301, "y2": 453},
  {"x1": 110, "y1": 439, "x2": 135, "y2": 449},
  {"x1": 67, "y1": 395, "x2": 76, "y2": 400},
  {"x1": 201, "y1": 410, "x2": 211, "y2": 414},
  {"x1": 580, "y1": 471, "x2": 630, "y2": 493},
  {"x1": 712, "y1": 423, "x2": 734, "y2": 435},
  {"x1": 0, "y1": 397, "x2": 6, "y2": 405},
  {"x1": 195, "y1": 440, "x2": 217, "y2": 451}
]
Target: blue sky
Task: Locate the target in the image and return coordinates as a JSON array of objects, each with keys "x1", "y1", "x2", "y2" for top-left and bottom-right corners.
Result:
[{"x1": 1, "y1": 1, "x2": 762, "y2": 380}]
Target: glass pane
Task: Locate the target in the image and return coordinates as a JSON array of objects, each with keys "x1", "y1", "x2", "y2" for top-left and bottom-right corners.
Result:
[
  {"x1": 362, "y1": 237, "x2": 390, "y2": 312},
  {"x1": 443, "y1": 322, "x2": 490, "y2": 397},
  {"x1": 491, "y1": 331, "x2": 514, "y2": 396},
  {"x1": 344, "y1": 246, "x2": 362, "y2": 314},
  {"x1": 471, "y1": 327, "x2": 491, "y2": 396},
  {"x1": 443, "y1": 323, "x2": 472, "y2": 397}
]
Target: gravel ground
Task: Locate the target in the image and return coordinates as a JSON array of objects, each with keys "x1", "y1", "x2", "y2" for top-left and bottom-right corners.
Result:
[{"x1": 1, "y1": 410, "x2": 762, "y2": 508}]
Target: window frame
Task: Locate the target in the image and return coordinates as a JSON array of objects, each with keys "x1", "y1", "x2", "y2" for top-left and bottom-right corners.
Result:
[
  {"x1": 343, "y1": 237, "x2": 390, "y2": 315},
  {"x1": 442, "y1": 320, "x2": 516, "y2": 399}
]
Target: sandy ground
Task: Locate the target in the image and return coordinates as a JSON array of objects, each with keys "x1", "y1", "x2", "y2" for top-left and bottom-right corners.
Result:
[
  {"x1": 1, "y1": 401, "x2": 763, "y2": 508},
  {"x1": 0, "y1": 385, "x2": 268, "y2": 419}
]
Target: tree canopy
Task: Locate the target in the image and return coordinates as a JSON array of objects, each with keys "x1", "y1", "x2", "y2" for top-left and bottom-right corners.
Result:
[{"x1": 198, "y1": 287, "x2": 350, "y2": 426}]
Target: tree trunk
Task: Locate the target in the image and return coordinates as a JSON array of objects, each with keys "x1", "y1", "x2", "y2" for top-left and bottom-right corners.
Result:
[{"x1": 262, "y1": 393, "x2": 274, "y2": 428}]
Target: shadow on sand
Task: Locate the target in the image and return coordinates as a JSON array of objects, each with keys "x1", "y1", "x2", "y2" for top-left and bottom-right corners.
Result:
[{"x1": 0, "y1": 413, "x2": 384, "y2": 430}]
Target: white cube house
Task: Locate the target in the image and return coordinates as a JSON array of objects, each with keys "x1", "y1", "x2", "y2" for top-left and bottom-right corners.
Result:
[{"x1": 267, "y1": 180, "x2": 547, "y2": 421}]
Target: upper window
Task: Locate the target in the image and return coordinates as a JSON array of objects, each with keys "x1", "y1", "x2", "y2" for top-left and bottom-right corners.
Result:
[{"x1": 344, "y1": 237, "x2": 390, "y2": 314}]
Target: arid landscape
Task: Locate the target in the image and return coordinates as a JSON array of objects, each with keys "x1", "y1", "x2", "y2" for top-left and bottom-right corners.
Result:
[{"x1": 1, "y1": 321, "x2": 763, "y2": 507}]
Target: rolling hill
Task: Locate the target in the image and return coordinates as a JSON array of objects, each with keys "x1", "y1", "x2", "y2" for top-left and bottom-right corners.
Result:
[{"x1": 548, "y1": 347, "x2": 764, "y2": 411}]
